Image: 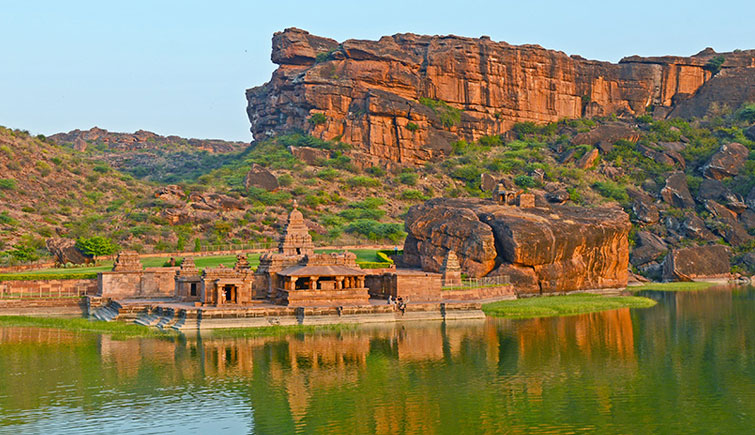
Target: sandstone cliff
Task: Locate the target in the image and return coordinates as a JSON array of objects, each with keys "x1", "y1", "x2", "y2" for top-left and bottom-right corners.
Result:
[
  {"x1": 403, "y1": 198, "x2": 630, "y2": 294},
  {"x1": 246, "y1": 28, "x2": 755, "y2": 165}
]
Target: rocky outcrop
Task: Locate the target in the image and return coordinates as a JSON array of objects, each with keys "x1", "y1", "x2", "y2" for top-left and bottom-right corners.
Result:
[
  {"x1": 246, "y1": 28, "x2": 755, "y2": 165},
  {"x1": 630, "y1": 231, "x2": 668, "y2": 279},
  {"x1": 702, "y1": 142, "x2": 749, "y2": 180},
  {"x1": 662, "y1": 245, "x2": 732, "y2": 281},
  {"x1": 45, "y1": 238, "x2": 92, "y2": 265},
  {"x1": 660, "y1": 172, "x2": 696, "y2": 209},
  {"x1": 403, "y1": 198, "x2": 630, "y2": 293},
  {"x1": 245, "y1": 164, "x2": 279, "y2": 191}
]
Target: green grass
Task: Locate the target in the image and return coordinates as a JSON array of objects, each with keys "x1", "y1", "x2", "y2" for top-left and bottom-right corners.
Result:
[
  {"x1": 481, "y1": 294, "x2": 657, "y2": 319},
  {"x1": 210, "y1": 323, "x2": 357, "y2": 338},
  {"x1": 0, "y1": 316, "x2": 176, "y2": 339},
  {"x1": 0, "y1": 253, "x2": 264, "y2": 280},
  {"x1": 628, "y1": 281, "x2": 715, "y2": 292}
]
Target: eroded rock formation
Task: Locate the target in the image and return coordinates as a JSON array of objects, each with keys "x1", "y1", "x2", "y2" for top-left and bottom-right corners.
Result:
[
  {"x1": 403, "y1": 198, "x2": 630, "y2": 293},
  {"x1": 246, "y1": 28, "x2": 755, "y2": 165}
]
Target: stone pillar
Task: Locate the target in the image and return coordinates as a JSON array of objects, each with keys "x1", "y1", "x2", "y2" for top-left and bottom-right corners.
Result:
[
  {"x1": 335, "y1": 276, "x2": 343, "y2": 289},
  {"x1": 310, "y1": 277, "x2": 318, "y2": 290}
]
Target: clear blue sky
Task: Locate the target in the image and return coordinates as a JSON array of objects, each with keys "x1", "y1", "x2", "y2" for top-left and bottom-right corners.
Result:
[{"x1": 1, "y1": 0, "x2": 752, "y2": 141}]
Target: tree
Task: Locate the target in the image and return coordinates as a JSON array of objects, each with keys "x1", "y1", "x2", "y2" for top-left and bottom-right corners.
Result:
[{"x1": 75, "y1": 236, "x2": 118, "y2": 257}]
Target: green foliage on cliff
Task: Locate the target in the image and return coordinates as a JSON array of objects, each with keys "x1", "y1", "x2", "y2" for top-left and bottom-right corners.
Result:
[{"x1": 419, "y1": 97, "x2": 462, "y2": 127}]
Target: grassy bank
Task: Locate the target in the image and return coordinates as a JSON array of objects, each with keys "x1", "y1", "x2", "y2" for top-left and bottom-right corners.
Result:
[
  {"x1": 482, "y1": 294, "x2": 657, "y2": 319},
  {"x1": 0, "y1": 316, "x2": 176, "y2": 339},
  {"x1": 629, "y1": 282, "x2": 716, "y2": 292},
  {"x1": 210, "y1": 323, "x2": 357, "y2": 338}
]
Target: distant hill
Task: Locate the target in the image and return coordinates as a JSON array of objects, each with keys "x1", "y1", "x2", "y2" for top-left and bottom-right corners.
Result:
[{"x1": 49, "y1": 127, "x2": 250, "y2": 183}]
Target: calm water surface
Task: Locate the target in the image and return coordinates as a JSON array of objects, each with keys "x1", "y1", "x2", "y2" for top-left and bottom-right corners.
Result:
[{"x1": 0, "y1": 286, "x2": 753, "y2": 434}]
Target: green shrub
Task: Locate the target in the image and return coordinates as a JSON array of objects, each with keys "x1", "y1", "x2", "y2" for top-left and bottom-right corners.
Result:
[
  {"x1": 736, "y1": 103, "x2": 755, "y2": 123},
  {"x1": 346, "y1": 176, "x2": 381, "y2": 188},
  {"x1": 406, "y1": 122, "x2": 419, "y2": 132},
  {"x1": 366, "y1": 166, "x2": 386, "y2": 177},
  {"x1": 36, "y1": 161, "x2": 52, "y2": 176},
  {"x1": 704, "y1": 55, "x2": 725, "y2": 75},
  {"x1": 514, "y1": 174, "x2": 536, "y2": 189},
  {"x1": 512, "y1": 122, "x2": 539, "y2": 138},
  {"x1": 345, "y1": 219, "x2": 406, "y2": 242},
  {"x1": 477, "y1": 135, "x2": 503, "y2": 147},
  {"x1": 339, "y1": 207, "x2": 385, "y2": 220},
  {"x1": 75, "y1": 236, "x2": 118, "y2": 257},
  {"x1": 419, "y1": 97, "x2": 462, "y2": 127},
  {"x1": 400, "y1": 189, "x2": 428, "y2": 201},
  {"x1": 0, "y1": 179, "x2": 16, "y2": 190},
  {"x1": 398, "y1": 172, "x2": 418, "y2": 186},
  {"x1": 0, "y1": 212, "x2": 17, "y2": 226},
  {"x1": 316, "y1": 168, "x2": 340, "y2": 181},
  {"x1": 278, "y1": 174, "x2": 294, "y2": 187},
  {"x1": 308, "y1": 113, "x2": 328, "y2": 126},
  {"x1": 592, "y1": 181, "x2": 629, "y2": 202}
]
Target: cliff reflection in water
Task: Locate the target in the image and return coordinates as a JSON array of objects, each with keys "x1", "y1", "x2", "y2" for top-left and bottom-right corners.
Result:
[{"x1": 0, "y1": 286, "x2": 752, "y2": 434}]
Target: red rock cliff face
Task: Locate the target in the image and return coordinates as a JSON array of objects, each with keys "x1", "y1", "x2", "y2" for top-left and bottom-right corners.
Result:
[{"x1": 247, "y1": 28, "x2": 755, "y2": 165}]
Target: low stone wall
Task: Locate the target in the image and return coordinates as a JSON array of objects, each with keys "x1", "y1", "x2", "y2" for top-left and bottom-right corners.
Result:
[
  {"x1": 441, "y1": 285, "x2": 515, "y2": 301},
  {"x1": 0, "y1": 279, "x2": 97, "y2": 299},
  {"x1": 98, "y1": 268, "x2": 178, "y2": 299},
  {"x1": 0, "y1": 262, "x2": 58, "y2": 273}
]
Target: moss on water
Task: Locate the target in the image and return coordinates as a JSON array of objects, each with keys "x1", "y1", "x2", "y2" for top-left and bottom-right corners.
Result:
[
  {"x1": 0, "y1": 316, "x2": 175, "y2": 339},
  {"x1": 482, "y1": 294, "x2": 657, "y2": 319},
  {"x1": 210, "y1": 323, "x2": 357, "y2": 338},
  {"x1": 628, "y1": 281, "x2": 715, "y2": 292}
]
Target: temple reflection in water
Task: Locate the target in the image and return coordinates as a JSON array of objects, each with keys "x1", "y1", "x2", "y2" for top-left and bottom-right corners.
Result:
[{"x1": 1, "y1": 286, "x2": 752, "y2": 434}]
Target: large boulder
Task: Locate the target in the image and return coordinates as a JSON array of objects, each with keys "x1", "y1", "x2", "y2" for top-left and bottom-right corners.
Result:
[
  {"x1": 662, "y1": 245, "x2": 732, "y2": 281},
  {"x1": 403, "y1": 202, "x2": 497, "y2": 277},
  {"x1": 660, "y1": 172, "x2": 696, "y2": 209},
  {"x1": 702, "y1": 142, "x2": 749, "y2": 180},
  {"x1": 244, "y1": 163, "x2": 279, "y2": 191},
  {"x1": 704, "y1": 200, "x2": 753, "y2": 246},
  {"x1": 46, "y1": 238, "x2": 93, "y2": 265},
  {"x1": 571, "y1": 122, "x2": 640, "y2": 147},
  {"x1": 628, "y1": 188, "x2": 659, "y2": 224},
  {"x1": 403, "y1": 198, "x2": 630, "y2": 293},
  {"x1": 630, "y1": 231, "x2": 668, "y2": 279},
  {"x1": 682, "y1": 212, "x2": 717, "y2": 241}
]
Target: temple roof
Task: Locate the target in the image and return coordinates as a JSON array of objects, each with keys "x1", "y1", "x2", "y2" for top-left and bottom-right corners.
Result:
[{"x1": 278, "y1": 264, "x2": 365, "y2": 277}]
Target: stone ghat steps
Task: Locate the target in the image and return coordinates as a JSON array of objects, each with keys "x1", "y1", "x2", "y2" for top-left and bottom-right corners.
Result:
[{"x1": 89, "y1": 300, "x2": 123, "y2": 322}]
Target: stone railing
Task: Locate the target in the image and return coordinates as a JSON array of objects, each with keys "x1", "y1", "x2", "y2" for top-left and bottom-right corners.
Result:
[
  {"x1": 442, "y1": 275, "x2": 510, "y2": 290},
  {"x1": 0, "y1": 279, "x2": 97, "y2": 299}
]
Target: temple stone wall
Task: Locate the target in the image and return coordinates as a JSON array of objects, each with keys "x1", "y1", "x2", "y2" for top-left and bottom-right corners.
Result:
[
  {"x1": 98, "y1": 268, "x2": 179, "y2": 299},
  {"x1": 366, "y1": 271, "x2": 442, "y2": 302}
]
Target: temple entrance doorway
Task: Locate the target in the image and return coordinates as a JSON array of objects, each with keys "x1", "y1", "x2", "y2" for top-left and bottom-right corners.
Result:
[{"x1": 223, "y1": 284, "x2": 237, "y2": 304}]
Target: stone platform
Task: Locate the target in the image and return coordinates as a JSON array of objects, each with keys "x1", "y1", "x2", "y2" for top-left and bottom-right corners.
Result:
[{"x1": 86, "y1": 297, "x2": 485, "y2": 331}]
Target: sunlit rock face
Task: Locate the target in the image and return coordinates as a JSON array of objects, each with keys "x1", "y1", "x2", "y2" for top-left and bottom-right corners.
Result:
[
  {"x1": 246, "y1": 28, "x2": 755, "y2": 165},
  {"x1": 403, "y1": 198, "x2": 630, "y2": 294}
]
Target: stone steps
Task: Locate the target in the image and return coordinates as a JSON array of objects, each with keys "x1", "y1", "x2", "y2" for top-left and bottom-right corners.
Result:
[{"x1": 89, "y1": 300, "x2": 123, "y2": 322}]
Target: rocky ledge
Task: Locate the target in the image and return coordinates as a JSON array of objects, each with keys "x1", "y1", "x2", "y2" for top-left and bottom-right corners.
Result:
[{"x1": 403, "y1": 198, "x2": 630, "y2": 294}]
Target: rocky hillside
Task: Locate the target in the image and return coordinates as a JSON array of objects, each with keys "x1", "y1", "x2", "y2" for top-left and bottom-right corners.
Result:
[
  {"x1": 49, "y1": 127, "x2": 249, "y2": 183},
  {"x1": 246, "y1": 28, "x2": 755, "y2": 167},
  {"x1": 0, "y1": 127, "x2": 258, "y2": 265}
]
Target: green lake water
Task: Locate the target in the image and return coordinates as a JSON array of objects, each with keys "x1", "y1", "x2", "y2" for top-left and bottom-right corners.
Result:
[{"x1": 0, "y1": 286, "x2": 753, "y2": 434}]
